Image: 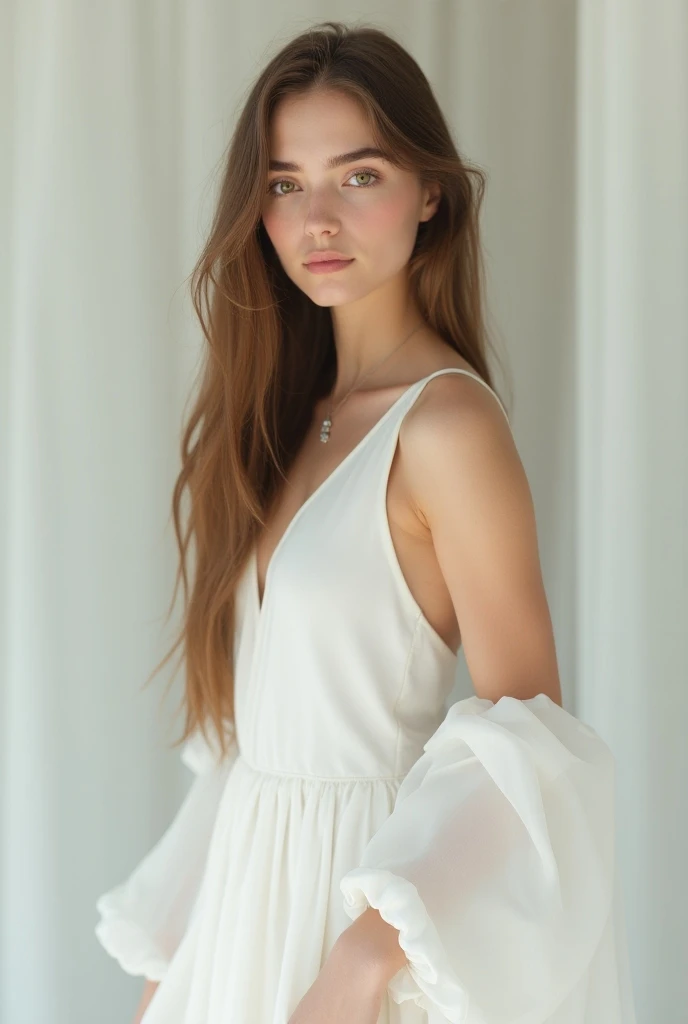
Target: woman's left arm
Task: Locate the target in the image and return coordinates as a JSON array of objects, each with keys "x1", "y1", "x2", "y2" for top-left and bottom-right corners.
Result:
[
  {"x1": 396, "y1": 372, "x2": 563, "y2": 710},
  {"x1": 289, "y1": 377, "x2": 623, "y2": 1023},
  {"x1": 334, "y1": 373, "x2": 563, "y2": 983}
]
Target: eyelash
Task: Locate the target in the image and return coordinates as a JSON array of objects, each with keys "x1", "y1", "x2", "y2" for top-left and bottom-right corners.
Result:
[{"x1": 267, "y1": 168, "x2": 382, "y2": 198}]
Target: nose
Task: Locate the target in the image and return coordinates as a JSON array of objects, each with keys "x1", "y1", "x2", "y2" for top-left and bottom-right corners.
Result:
[{"x1": 303, "y1": 188, "x2": 340, "y2": 240}]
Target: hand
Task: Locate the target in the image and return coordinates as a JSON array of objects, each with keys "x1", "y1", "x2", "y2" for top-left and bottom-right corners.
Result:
[{"x1": 287, "y1": 908, "x2": 407, "y2": 1024}]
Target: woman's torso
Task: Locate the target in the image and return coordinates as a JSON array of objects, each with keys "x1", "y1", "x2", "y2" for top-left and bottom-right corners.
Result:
[
  {"x1": 232, "y1": 353, "x2": 511, "y2": 779},
  {"x1": 255, "y1": 349, "x2": 502, "y2": 656}
]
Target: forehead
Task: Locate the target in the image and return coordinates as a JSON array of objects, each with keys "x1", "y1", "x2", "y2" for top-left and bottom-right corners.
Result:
[{"x1": 268, "y1": 89, "x2": 374, "y2": 157}]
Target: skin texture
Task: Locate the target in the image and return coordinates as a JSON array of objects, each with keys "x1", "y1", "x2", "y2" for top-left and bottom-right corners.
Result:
[{"x1": 132, "y1": 85, "x2": 563, "y2": 1024}]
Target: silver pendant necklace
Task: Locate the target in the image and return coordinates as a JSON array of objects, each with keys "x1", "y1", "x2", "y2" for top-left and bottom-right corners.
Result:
[{"x1": 319, "y1": 322, "x2": 424, "y2": 443}]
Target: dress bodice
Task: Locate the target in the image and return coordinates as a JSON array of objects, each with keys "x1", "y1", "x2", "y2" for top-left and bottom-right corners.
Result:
[{"x1": 231, "y1": 368, "x2": 510, "y2": 778}]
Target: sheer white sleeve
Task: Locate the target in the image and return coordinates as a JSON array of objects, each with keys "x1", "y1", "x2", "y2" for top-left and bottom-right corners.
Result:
[
  {"x1": 339, "y1": 694, "x2": 636, "y2": 1024},
  {"x1": 95, "y1": 724, "x2": 238, "y2": 981}
]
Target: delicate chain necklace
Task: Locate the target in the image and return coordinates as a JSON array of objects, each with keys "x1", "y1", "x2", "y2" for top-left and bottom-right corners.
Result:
[{"x1": 319, "y1": 322, "x2": 424, "y2": 443}]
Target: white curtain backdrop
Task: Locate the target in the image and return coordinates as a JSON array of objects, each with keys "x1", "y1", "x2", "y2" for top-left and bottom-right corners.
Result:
[{"x1": 1, "y1": 2, "x2": 685, "y2": 1022}]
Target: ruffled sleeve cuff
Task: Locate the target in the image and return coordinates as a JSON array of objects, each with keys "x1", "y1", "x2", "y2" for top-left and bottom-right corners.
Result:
[
  {"x1": 95, "y1": 723, "x2": 238, "y2": 980},
  {"x1": 340, "y1": 694, "x2": 635, "y2": 1024}
]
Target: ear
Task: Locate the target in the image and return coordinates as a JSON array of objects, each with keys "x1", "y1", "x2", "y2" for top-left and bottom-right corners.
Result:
[{"x1": 419, "y1": 180, "x2": 442, "y2": 223}]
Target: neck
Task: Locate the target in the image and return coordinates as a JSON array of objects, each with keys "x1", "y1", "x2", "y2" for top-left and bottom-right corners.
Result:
[{"x1": 328, "y1": 271, "x2": 424, "y2": 392}]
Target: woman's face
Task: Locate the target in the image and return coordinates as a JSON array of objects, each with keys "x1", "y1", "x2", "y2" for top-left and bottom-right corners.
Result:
[{"x1": 261, "y1": 88, "x2": 440, "y2": 308}]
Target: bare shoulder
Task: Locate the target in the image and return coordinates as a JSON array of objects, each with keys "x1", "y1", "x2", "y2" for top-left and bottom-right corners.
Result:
[
  {"x1": 405, "y1": 366, "x2": 513, "y2": 450},
  {"x1": 399, "y1": 367, "x2": 526, "y2": 527}
]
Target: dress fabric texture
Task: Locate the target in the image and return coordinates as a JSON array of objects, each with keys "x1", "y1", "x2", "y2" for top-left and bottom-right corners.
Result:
[{"x1": 95, "y1": 369, "x2": 636, "y2": 1024}]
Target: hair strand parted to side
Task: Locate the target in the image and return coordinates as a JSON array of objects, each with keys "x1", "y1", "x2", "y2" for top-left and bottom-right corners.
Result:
[{"x1": 144, "y1": 20, "x2": 508, "y2": 759}]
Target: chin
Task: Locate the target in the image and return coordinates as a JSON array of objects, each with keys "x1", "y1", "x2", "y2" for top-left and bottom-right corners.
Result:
[
  {"x1": 298, "y1": 278, "x2": 376, "y2": 309},
  {"x1": 296, "y1": 285, "x2": 350, "y2": 306}
]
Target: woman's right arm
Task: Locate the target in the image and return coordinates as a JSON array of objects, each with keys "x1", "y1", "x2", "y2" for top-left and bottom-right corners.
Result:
[{"x1": 132, "y1": 980, "x2": 159, "y2": 1024}]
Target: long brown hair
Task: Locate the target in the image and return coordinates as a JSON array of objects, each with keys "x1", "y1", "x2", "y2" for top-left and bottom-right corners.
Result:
[{"x1": 149, "y1": 20, "x2": 508, "y2": 759}]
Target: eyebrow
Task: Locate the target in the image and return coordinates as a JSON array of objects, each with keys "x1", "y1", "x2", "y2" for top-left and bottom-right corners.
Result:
[{"x1": 268, "y1": 147, "x2": 389, "y2": 173}]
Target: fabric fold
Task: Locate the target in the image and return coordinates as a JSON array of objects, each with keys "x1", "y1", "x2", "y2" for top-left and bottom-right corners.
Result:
[
  {"x1": 340, "y1": 694, "x2": 623, "y2": 1024},
  {"x1": 95, "y1": 723, "x2": 238, "y2": 981}
]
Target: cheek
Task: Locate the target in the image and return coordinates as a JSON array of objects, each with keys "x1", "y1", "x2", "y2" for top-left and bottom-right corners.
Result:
[
  {"x1": 354, "y1": 193, "x2": 419, "y2": 268},
  {"x1": 261, "y1": 205, "x2": 296, "y2": 257},
  {"x1": 353, "y1": 193, "x2": 418, "y2": 252}
]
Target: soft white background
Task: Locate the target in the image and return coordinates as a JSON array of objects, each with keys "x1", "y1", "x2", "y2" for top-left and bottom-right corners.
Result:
[{"x1": 1, "y1": 1, "x2": 685, "y2": 1022}]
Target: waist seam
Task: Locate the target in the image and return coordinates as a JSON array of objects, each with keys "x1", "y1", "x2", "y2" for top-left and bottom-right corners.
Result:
[{"x1": 236, "y1": 752, "x2": 408, "y2": 783}]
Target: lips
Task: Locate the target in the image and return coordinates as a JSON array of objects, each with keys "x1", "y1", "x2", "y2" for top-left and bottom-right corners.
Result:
[
  {"x1": 304, "y1": 251, "x2": 353, "y2": 265},
  {"x1": 304, "y1": 260, "x2": 354, "y2": 274}
]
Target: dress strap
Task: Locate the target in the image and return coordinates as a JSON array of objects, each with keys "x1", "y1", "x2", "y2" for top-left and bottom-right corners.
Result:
[{"x1": 407, "y1": 368, "x2": 511, "y2": 429}]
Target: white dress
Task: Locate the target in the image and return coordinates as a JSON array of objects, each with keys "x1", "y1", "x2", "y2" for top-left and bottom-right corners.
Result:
[{"x1": 95, "y1": 369, "x2": 637, "y2": 1024}]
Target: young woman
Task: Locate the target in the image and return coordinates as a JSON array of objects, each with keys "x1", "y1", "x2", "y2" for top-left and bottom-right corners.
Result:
[{"x1": 95, "y1": 21, "x2": 635, "y2": 1024}]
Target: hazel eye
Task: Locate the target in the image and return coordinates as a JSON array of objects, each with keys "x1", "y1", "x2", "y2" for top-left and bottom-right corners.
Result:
[
  {"x1": 267, "y1": 168, "x2": 381, "y2": 198},
  {"x1": 347, "y1": 170, "x2": 379, "y2": 187},
  {"x1": 269, "y1": 179, "x2": 298, "y2": 197}
]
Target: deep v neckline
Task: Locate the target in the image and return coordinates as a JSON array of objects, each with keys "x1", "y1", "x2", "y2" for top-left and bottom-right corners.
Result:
[
  {"x1": 251, "y1": 365, "x2": 506, "y2": 618},
  {"x1": 252, "y1": 375, "x2": 430, "y2": 615}
]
